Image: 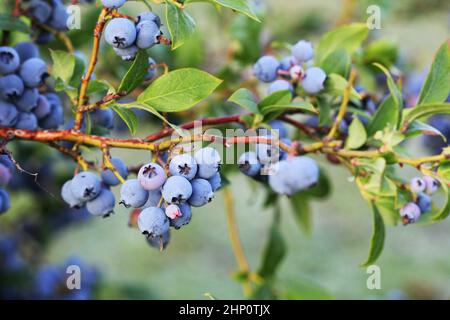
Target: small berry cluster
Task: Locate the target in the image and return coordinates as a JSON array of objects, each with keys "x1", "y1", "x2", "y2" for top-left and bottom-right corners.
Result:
[
  {"x1": 238, "y1": 121, "x2": 320, "y2": 196},
  {"x1": 27, "y1": 0, "x2": 69, "y2": 44},
  {"x1": 253, "y1": 40, "x2": 327, "y2": 96},
  {"x1": 0, "y1": 44, "x2": 64, "y2": 131},
  {"x1": 0, "y1": 155, "x2": 13, "y2": 214},
  {"x1": 400, "y1": 176, "x2": 440, "y2": 225}
]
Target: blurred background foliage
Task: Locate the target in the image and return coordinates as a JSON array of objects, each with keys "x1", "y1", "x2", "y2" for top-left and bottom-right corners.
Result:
[{"x1": 1, "y1": 0, "x2": 450, "y2": 299}]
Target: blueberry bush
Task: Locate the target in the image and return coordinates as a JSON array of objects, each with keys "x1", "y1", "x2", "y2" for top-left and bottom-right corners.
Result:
[{"x1": 0, "y1": 0, "x2": 449, "y2": 299}]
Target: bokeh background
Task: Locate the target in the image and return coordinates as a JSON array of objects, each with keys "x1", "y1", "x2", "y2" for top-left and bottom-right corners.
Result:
[{"x1": 1, "y1": 0, "x2": 450, "y2": 299}]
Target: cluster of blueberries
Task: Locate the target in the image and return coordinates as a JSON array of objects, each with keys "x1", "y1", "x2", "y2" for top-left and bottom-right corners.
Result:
[
  {"x1": 238, "y1": 121, "x2": 320, "y2": 196},
  {"x1": 400, "y1": 175, "x2": 440, "y2": 225},
  {"x1": 27, "y1": 0, "x2": 69, "y2": 44},
  {"x1": 0, "y1": 44, "x2": 65, "y2": 130},
  {"x1": 253, "y1": 40, "x2": 327, "y2": 96},
  {"x1": 61, "y1": 147, "x2": 222, "y2": 250},
  {"x1": 0, "y1": 155, "x2": 13, "y2": 215}
]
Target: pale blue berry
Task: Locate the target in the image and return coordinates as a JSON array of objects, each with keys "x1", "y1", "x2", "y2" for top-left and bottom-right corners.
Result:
[
  {"x1": 280, "y1": 55, "x2": 298, "y2": 71},
  {"x1": 189, "y1": 179, "x2": 214, "y2": 207},
  {"x1": 86, "y1": 188, "x2": 116, "y2": 217},
  {"x1": 162, "y1": 176, "x2": 192, "y2": 204},
  {"x1": 138, "y1": 163, "x2": 166, "y2": 190},
  {"x1": 301, "y1": 67, "x2": 326, "y2": 94},
  {"x1": 292, "y1": 40, "x2": 314, "y2": 63},
  {"x1": 19, "y1": 58, "x2": 48, "y2": 88},
  {"x1": 410, "y1": 177, "x2": 426, "y2": 193},
  {"x1": 0, "y1": 74, "x2": 24, "y2": 100},
  {"x1": 416, "y1": 193, "x2": 431, "y2": 213},
  {"x1": 238, "y1": 152, "x2": 261, "y2": 177},
  {"x1": 120, "y1": 179, "x2": 148, "y2": 208},
  {"x1": 71, "y1": 172, "x2": 102, "y2": 202},
  {"x1": 104, "y1": 18, "x2": 137, "y2": 48},
  {"x1": 145, "y1": 57, "x2": 157, "y2": 81},
  {"x1": 61, "y1": 180, "x2": 84, "y2": 208},
  {"x1": 101, "y1": 0, "x2": 126, "y2": 9},
  {"x1": 400, "y1": 202, "x2": 421, "y2": 225},
  {"x1": 113, "y1": 45, "x2": 138, "y2": 61},
  {"x1": 14, "y1": 42, "x2": 40, "y2": 62},
  {"x1": 135, "y1": 20, "x2": 161, "y2": 49},
  {"x1": 137, "y1": 11, "x2": 161, "y2": 28},
  {"x1": 101, "y1": 157, "x2": 128, "y2": 186},
  {"x1": 0, "y1": 47, "x2": 20, "y2": 74},
  {"x1": 147, "y1": 230, "x2": 170, "y2": 250},
  {"x1": 169, "y1": 153, "x2": 198, "y2": 180},
  {"x1": 208, "y1": 172, "x2": 222, "y2": 191},
  {"x1": 142, "y1": 189, "x2": 162, "y2": 209},
  {"x1": 268, "y1": 79, "x2": 294, "y2": 95},
  {"x1": 138, "y1": 207, "x2": 169, "y2": 238},
  {"x1": 423, "y1": 176, "x2": 439, "y2": 195},
  {"x1": 194, "y1": 147, "x2": 221, "y2": 179},
  {"x1": 253, "y1": 56, "x2": 280, "y2": 83}
]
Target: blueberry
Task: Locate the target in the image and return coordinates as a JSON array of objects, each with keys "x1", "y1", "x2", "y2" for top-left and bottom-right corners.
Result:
[
  {"x1": 0, "y1": 163, "x2": 12, "y2": 186},
  {"x1": 0, "y1": 189, "x2": 10, "y2": 214},
  {"x1": 29, "y1": 0, "x2": 52, "y2": 23},
  {"x1": 61, "y1": 180, "x2": 84, "y2": 208},
  {"x1": 189, "y1": 178, "x2": 214, "y2": 207},
  {"x1": 142, "y1": 189, "x2": 162, "y2": 208},
  {"x1": 113, "y1": 45, "x2": 138, "y2": 61},
  {"x1": 194, "y1": 147, "x2": 221, "y2": 179},
  {"x1": 165, "y1": 204, "x2": 183, "y2": 219},
  {"x1": 416, "y1": 193, "x2": 431, "y2": 213},
  {"x1": 424, "y1": 115, "x2": 450, "y2": 154},
  {"x1": 86, "y1": 188, "x2": 116, "y2": 217},
  {"x1": 410, "y1": 177, "x2": 426, "y2": 193},
  {"x1": 39, "y1": 102, "x2": 64, "y2": 129},
  {"x1": 169, "y1": 203, "x2": 191, "y2": 229},
  {"x1": 138, "y1": 163, "x2": 166, "y2": 190},
  {"x1": 0, "y1": 74, "x2": 24, "y2": 100},
  {"x1": 0, "y1": 155, "x2": 14, "y2": 171},
  {"x1": 120, "y1": 179, "x2": 149, "y2": 208},
  {"x1": 36, "y1": 30, "x2": 55, "y2": 44},
  {"x1": 238, "y1": 152, "x2": 261, "y2": 176},
  {"x1": 253, "y1": 55, "x2": 280, "y2": 83},
  {"x1": 279, "y1": 138, "x2": 292, "y2": 160},
  {"x1": 15, "y1": 112, "x2": 38, "y2": 130},
  {"x1": 101, "y1": 0, "x2": 126, "y2": 8},
  {"x1": 301, "y1": 67, "x2": 326, "y2": 94},
  {"x1": 147, "y1": 230, "x2": 170, "y2": 250},
  {"x1": 48, "y1": 0, "x2": 68, "y2": 30},
  {"x1": 268, "y1": 79, "x2": 294, "y2": 95},
  {"x1": 19, "y1": 58, "x2": 48, "y2": 88},
  {"x1": 269, "y1": 156, "x2": 319, "y2": 195},
  {"x1": 269, "y1": 120, "x2": 288, "y2": 139},
  {"x1": 71, "y1": 172, "x2": 102, "y2": 202},
  {"x1": 0, "y1": 101, "x2": 19, "y2": 127},
  {"x1": 101, "y1": 157, "x2": 128, "y2": 186},
  {"x1": 208, "y1": 172, "x2": 222, "y2": 192},
  {"x1": 136, "y1": 20, "x2": 161, "y2": 49},
  {"x1": 292, "y1": 40, "x2": 314, "y2": 63},
  {"x1": 279, "y1": 55, "x2": 298, "y2": 71},
  {"x1": 162, "y1": 176, "x2": 192, "y2": 204},
  {"x1": 0, "y1": 47, "x2": 20, "y2": 74},
  {"x1": 137, "y1": 11, "x2": 162, "y2": 28},
  {"x1": 423, "y1": 176, "x2": 439, "y2": 195},
  {"x1": 145, "y1": 57, "x2": 157, "y2": 80},
  {"x1": 138, "y1": 207, "x2": 169, "y2": 238},
  {"x1": 169, "y1": 153, "x2": 198, "y2": 180},
  {"x1": 400, "y1": 202, "x2": 421, "y2": 225},
  {"x1": 14, "y1": 88, "x2": 39, "y2": 112},
  {"x1": 104, "y1": 18, "x2": 137, "y2": 48},
  {"x1": 256, "y1": 139, "x2": 280, "y2": 165},
  {"x1": 33, "y1": 95, "x2": 51, "y2": 119},
  {"x1": 14, "y1": 42, "x2": 40, "y2": 62},
  {"x1": 92, "y1": 108, "x2": 114, "y2": 129}
]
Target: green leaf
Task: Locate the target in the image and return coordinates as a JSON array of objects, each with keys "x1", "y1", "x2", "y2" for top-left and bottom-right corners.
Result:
[
  {"x1": 418, "y1": 41, "x2": 450, "y2": 105},
  {"x1": 187, "y1": 0, "x2": 260, "y2": 21},
  {"x1": 228, "y1": 88, "x2": 259, "y2": 114},
  {"x1": 280, "y1": 279, "x2": 334, "y2": 300},
  {"x1": 290, "y1": 193, "x2": 312, "y2": 234},
  {"x1": 258, "y1": 90, "x2": 292, "y2": 112},
  {"x1": 438, "y1": 160, "x2": 450, "y2": 183},
  {"x1": 68, "y1": 55, "x2": 86, "y2": 88},
  {"x1": 367, "y1": 95, "x2": 398, "y2": 136},
  {"x1": 258, "y1": 211, "x2": 286, "y2": 279},
  {"x1": 50, "y1": 50, "x2": 75, "y2": 83},
  {"x1": 303, "y1": 170, "x2": 332, "y2": 199},
  {"x1": 345, "y1": 117, "x2": 367, "y2": 149},
  {"x1": 165, "y1": 2, "x2": 196, "y2": 50},
  {"x1": 110, "y1": 105, "x2": 138, "y2": 135},
  {"x1": 319, "y1": 48, "x2": 350, "y2": 77},
  {"x1": 87, "y1": 80, "x2": 111, "y2": 96},
  {"x1": 402, "y1": 103, "x2": 450, "y2": 127},
  {"x1": 323, "y1": 73, "x2": 361, "y2": 100},
  {"x1": 405, "y1": 120, "x2": 447, "y2": 142},
  {"x1": 0, "y1": 13, "x2": 31, "y2": 33},
  {"x1": 118, "y1": 50, "x2": 149, "y2": 94},
  {"x1": 137, "y1": 68, "x2": 222, "y2": 112},
  {"x1": 316, "y1": 23, "x2": 369, "y2": 65},
  {"x1": 317, "y1": 97, "x2": 332, "y2": 127},
  {"x1": 260, "y1": 100, "x2": 317, "y2": 116},
  {"x1": 375, "y1": 197, "x2": 400, "y2": 226},
  {"x1": 363, "y1": 40, "x2": 398, "y2": 69},
  {"x1": 433, "y1": 180, "x2": 450, "y2": 221},
  {"x1": 361, "y1": 203, "x2": 385, "y2": 267}
]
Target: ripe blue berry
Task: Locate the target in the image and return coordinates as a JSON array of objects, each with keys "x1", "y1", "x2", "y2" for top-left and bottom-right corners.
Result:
[
  {"x1": 39, "y1": 102, "x2": 64, "y2": 129},
  {"x1": 416, "y1": 193, "x2": 431, "y2": 213},
  {"x1": 165, "y1": 204, "x2": 182, "y2": 219},
  {"x1": 279, "y1": 55, "x2": 298, "y2": 71},
  {"x1": 0, "y1": 47, "x2": 20, "y2": 74},
  {"x1": 14, "y1": 42, "x2": 40, "y2": 62},
  {"x1": 14, "y1": 88, "x2": 39, "y2": 112},
  {"x1": 138, "y1": 163, "x2": 166, "y2": 190},
  {"x1": 0, "y1": 188, "x2": 10, "y2": 214},
  {"x1": 138, "y1": 207, "x2": 169, "y2": 238},
  {"x1": 301, "y1": 67, "x2": 326, "y2": 94},
  {"x1": 86, "y1": 188, "x2": 116, "y2": 217},
  {"x1": 269, "y1": 120, "x2": 288, "y2": 139},
  {"x1": 120, "y1": 179, "x2": 149, "y2": 208},
  {"x1": 0, "y1": 74, "x2": 24, "y2": 100},
  {"x1": 92, "y1": 108, "x2": 114, "y2": 129},
  {"x1": 0, "y1": 155, "x2": 13, "y2": 171},
  {"x1": 36, "y1": 31, "x2": 55, "y2": 44},
  {"x1": 268, "y1": 79, "x2": 294, "y2": 95},
  {"x1": 101, "y1": 157, "x2": 128, "y2": 186},
  {"x1": 256, "y1": 140, "x2": 280, "y2": 165},
  {"x1": 47, "y1": 0, "x2": 68, "y2": 30},
  {"x1": 113, "y1": 45, "x2": 138, "y2": 61},
  {"x1": 0, "y1": 101, "x2": 19, "y2": 127},
  {"x1": 15, "y1": 112, "x2": 38, "y2": 130},
  {"x1": 238, "y1": 152, "x2": 261, "y2": 176},
  {"x1": 279, "y1": 138, "x2": 292, "y2": 160},
  {"x1": 400, "y1": 202, "x2": 421, "y2": 225},
  {"x1": 135, "y1": 20, "x2": 161, "y2": 49},
  {"x1": 292, "y1": 40, "x2": 314, "y2": 63},
  {"x1": 169, "y1": 153, "x2": 198, "y2": 180},
  {"x1": 423, "y1": 176, "x2": 439, "y2": 195},
  {"x1": 19, "y1": 58, "x2": 48, "y2": 88},
  {"x1": 33, "y1": 95, "x2": 51, "y2": 119},
  {"x1": 71, "y1": 172, "x2": 102, "y2": 202},
  {"x1": 0, "y1": 163, "x2": 12, "y2": 186},
  {"x1": 61, "y1": 180, "x2": 84, "y2": 208},
  {"x1": 208, "y1": 172, "x2": 222, "y2": 192},
  {"x1": 137, "y1": 11, "x2": 161, "y2": 28},
  {"x1": 410, "y1": 177, "x2": 426, "y2": 193},
  {"x1": 194, "y1": 147, "x2": 221, "y2": 179},
  {"x1": 104, "y1": 18, "x2": 137, "y2": 48},
  {"x1": 142, "y1": 189, "x2": 162, "y2": 209},
  {"x1": 29, "y1": 0, "x2": 52, "y2": 23},
  {"x1": 189, "y1": 179, "x2": 214, "y2": 207},
  {"x1": 253, "y1": 55, "x2": 280, "y2": 83},
  {"x1": 147, "y1": 230, "x2": 170, "y2": 250},
  {"x1": 169, "y1": 203, "x2": 192, "y2": 229},
  {"x1": 145, "y1": 57, "x2": 157, "y2": 80},
  {"x1": 162, "y1": 176, "x2": 193, "y2": 204},
  {"x1": 101, "y1": 0, "x2": 126, "y2": 9}
]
